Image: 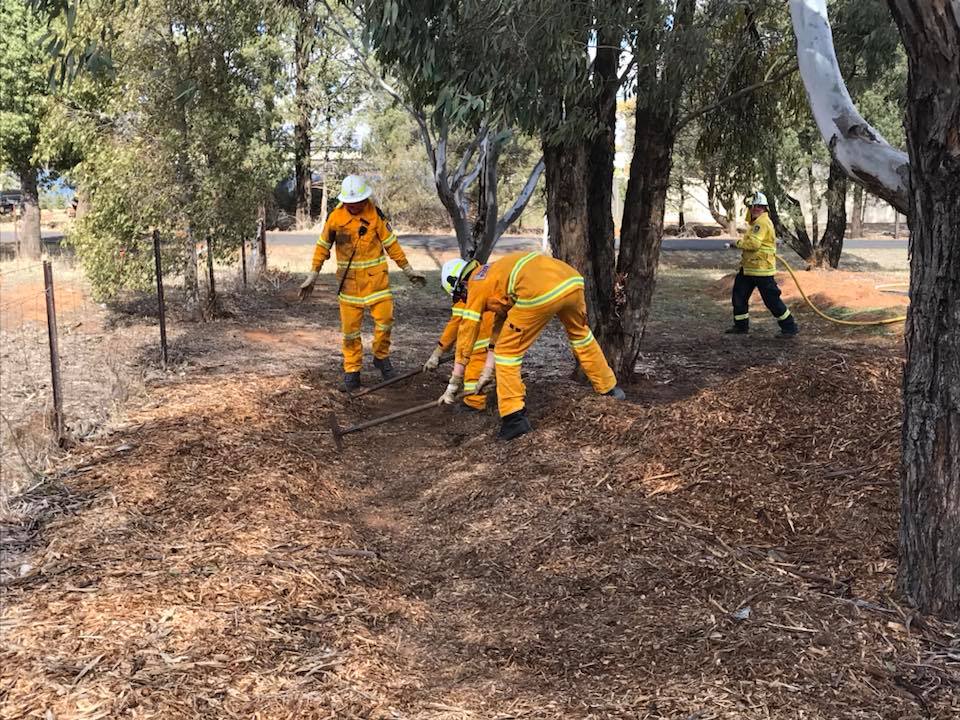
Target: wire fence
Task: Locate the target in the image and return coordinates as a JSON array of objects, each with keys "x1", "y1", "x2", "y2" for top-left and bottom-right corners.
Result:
[{"x1": 0, "y1": 222, "x2": 268, "y2": 500}]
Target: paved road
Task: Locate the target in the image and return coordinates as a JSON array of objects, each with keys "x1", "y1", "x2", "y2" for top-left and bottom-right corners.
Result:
[
  {"x1": 263, "y1": 231, "x2": 908, "y2": 252},
  {"x1": 1, "y1": 229, "x2": 909, "y2": 252}
]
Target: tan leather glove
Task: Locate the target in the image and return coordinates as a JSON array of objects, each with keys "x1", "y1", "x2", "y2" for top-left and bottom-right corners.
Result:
[
  {"x1": 298, "y1": 271, "x2": 319, "y2": 301},
  {"x1": 474, "y1": 366, "x2": 495, "y2": 394},
  {"x1": 423, "y1": 346, "x2": 444, "y2": 371},
  {"x1": 403, "y1": 264, "x2": 426, "y2": 287},
  {"x1": 438, "y1": 375, "x2": 463, "y2": 405}
]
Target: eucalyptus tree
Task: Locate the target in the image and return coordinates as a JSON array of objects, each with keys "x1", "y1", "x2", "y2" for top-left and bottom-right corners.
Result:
[{"x1": 793, "y1": 0, "x2": 960, "y2": 618}]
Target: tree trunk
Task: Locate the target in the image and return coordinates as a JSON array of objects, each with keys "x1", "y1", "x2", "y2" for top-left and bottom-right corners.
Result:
[
  {"x1": 182, "y1": 227, "x2": 200, "y2": 318},
  {"x1": 888, "y1": 0, "x2": 960, "y2": 620},
  {"x1": 706, "y1": 173, "x2": 736, "y2": 235},
  {"x1": 894, "y1": 210, "x2": 900, "y2": 240},
  {"x1": 677, "y1": 180, "x2": 686, "y2": 232},
  {"x1": 18, "y1": 168, "x2": 41, "y2": 260},
  {"x1": 293, "y1": 0, "x2": 314, "y2": 230},
  {"x1": 767, "y1": 190, "x2": 815, "y2": 261},
  {"x1": 543, "y1": 142, "x2": 590, "y2": 276},
  {"x1": 608, "y1": 106, "x2": 676, "y2": 378},
  {"x1": 850, "y1": 184, "x2": 864, "y2": 238},
  {"x1": 813, "y1": 159, "x2": 847, "y2": 268},
  {"x1": 807, "y1": 161, "x2": 819, "y2": 240},
  {"x1": 585, "y1": 32, "x2": 620, "y2": 338},
  {"x1": 790, "y1": 0, "x2": 909, "y2": 213}
]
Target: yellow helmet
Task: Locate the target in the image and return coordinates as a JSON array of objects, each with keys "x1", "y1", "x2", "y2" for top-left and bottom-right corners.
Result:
[{"x1": 441, "y1": 258, "x2": 466, "y2": 295}]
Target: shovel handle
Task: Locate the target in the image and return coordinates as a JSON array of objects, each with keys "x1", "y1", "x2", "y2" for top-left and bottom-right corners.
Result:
[
  {"x1": 338, "y1": 398, "x2": 442, "y2": 437},
  {"x1": 348, "y1": 354, "x2": 453, "y2": 398}
]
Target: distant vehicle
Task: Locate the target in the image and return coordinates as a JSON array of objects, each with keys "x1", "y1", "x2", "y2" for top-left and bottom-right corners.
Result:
[{"x1": 0, "y1": 190, "x2": 24, "y2": 216}]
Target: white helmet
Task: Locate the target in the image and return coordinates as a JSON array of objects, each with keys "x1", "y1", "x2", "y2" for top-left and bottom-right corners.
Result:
[
  {"x1": 749, "y1": 191, "x2": 768, "y2": 207},
  {"x1": 441, "y1": 258, "x2": 466, "y2": 295},
  {"x1": 338, "y1": 174, "x2": 373, "y2": 203}
]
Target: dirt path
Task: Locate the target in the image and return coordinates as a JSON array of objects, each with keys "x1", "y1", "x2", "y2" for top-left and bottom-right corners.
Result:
[{"x1": 2, "y1": 270, "x2": 957, "y2": 719}]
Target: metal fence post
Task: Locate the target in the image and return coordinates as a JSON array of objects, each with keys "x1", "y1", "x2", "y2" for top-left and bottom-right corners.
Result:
[
  {"x1": 152, "y1": 229, "x2": 169, "y2": 367},
  {"x1": 42, "y1": 261, "x2": 64, "y2": 442}
]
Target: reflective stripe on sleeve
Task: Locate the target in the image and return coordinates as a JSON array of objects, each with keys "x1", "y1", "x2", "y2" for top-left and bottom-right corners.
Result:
[
  {"x1": 473, "y1": 337, "x2": 491, "y2": 351},
  {"x1": 460, "y1": 309, "x2": 482, "y2": 322},
  {"x1": 382, "y1": 233, "x2": 398, "y2": 247}
]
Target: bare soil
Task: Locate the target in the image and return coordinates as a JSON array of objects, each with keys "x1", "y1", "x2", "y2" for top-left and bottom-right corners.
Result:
[
  {"x1": 1, "y1": 262, "x2": 957, "y2": 719},
  {"x1": 712, "y1": 269, "x2": 909, "y2": 320}
]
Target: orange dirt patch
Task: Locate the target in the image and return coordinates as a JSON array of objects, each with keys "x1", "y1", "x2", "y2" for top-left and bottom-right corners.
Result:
[
  {"x1": 242, "y1": 327, "x2": 327, "y2": 347},
  {"x1": 0, "y1": 276, "x2": 90, "y2": 328},
  {"x1": 712, "y1": 270, "x2": 909, "y2": 317}
]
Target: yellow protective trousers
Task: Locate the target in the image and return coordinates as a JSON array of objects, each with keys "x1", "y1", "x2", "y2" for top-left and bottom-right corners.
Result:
[
  {"x1": 493, "y1": 288, "x2": 617, "y2": 417},
  {"x1": 339, "y1": 298, "x2": 393, "y2": 373},
  {"x1": 461, "y1": 338, "x2": 491, "y2": 411}
]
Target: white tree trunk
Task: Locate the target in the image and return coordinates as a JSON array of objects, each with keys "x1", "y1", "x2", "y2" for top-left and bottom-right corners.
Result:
[{"x1": 789, "y1": 0, "x2": 910, "y2": 214}]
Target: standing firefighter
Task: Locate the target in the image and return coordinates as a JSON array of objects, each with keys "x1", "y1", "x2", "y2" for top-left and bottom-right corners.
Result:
[
  {"x1": 726, "y1": 192, "x2": 799, "y2": 338},
  {"x1": 439, "y1": 251, "x2": 626, "y2": 440},
  {"x1": 299, "y1": 175, "x2": 426, "y2": 389},
  {"x1": 422, "y1": 258, "x2": 496, "y2": 411}
]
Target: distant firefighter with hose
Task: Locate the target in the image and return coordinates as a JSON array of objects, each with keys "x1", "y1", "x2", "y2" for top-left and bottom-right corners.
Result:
[
  {"x1": 725, "y1": 192, "x2": 799, "y2": 338},
  {"x1": 299, "y1": 175, "x2": 426, "y2": 390}
]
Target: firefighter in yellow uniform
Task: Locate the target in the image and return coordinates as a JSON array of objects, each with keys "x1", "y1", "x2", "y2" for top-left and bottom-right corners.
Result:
[
  {"x1": 298, "y1": 175, "x2": 425, "y2": 390},
  {"x1": 422, "y1": 258, "x2": 496, "y2": 411},
  {"x1": 725, "y1": 192, "x2": 798, "y2": 338},
  {"x1": 439, "y1": 252, "x2": 626, "y2": 440}
]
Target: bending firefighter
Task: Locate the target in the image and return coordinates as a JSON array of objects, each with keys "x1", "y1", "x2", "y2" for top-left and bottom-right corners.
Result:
[
  {"x1": 726, "y1": 192, "x2": 798, "y2": 338},
  {"x1": 439, "y1": 252, "x2": 626, "y2": 440},
  {"x1": 299, "y1": 175, "x2": 426, "y2": 390},
  {"x1": 422, "y1": 258, "x2": 497, "y2": 411}
]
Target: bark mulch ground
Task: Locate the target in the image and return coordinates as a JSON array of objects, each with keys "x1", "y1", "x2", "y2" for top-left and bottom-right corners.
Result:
[{"x1": 2, "y1": 288, "x2": 958, "y2": 719}]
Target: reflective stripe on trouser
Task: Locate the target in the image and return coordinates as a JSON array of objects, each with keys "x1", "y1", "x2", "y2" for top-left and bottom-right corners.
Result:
[
  {"x1": 338, "y1": 297, "x2": 394, "y2": 372},
  {"x1": 493, "y1": 288, "x2": 617, "y2": 417},
  {"x1": 461, "y1": 344, "x2": 489, "y2": 410},
  {"x1": 731, "y1": 270, "x2": 796, "y2": 331}
]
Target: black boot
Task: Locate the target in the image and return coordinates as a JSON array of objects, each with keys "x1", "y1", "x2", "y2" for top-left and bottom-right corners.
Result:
[
  {"x1": 373, "y1": 357, "x2": 396, "y2": 380},
  {"x1": 498, "y1": 408, "x2": 532, "y2": 441},
  {"x1": 605, "y1": 386, "x2": 626, "y2": 400},
  {"x1": 724, "y1": 325, "x2": 749, "y2": 335},
  {"x1": 776, "y1": 317, "x2": 799, "y2": 339},
  {"x1": 343, "y1": 371, "x2": 362, "y2": 391}
]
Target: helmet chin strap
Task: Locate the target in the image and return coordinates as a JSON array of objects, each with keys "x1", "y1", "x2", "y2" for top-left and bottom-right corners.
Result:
[{"x1": 451, "y1": 258, "x2": 480, "y2": 303}]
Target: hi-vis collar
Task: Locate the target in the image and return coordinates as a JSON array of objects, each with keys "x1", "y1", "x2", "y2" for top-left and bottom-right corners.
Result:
[{"x1": 451, "y1": 258, "x2": 481, "y2": 303}]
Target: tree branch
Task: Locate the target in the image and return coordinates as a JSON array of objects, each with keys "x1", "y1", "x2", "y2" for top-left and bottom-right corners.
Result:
[
  {"x1": 495, "y1": 157, "x2": 545, "y2": 238},
  {"x1": 789, "y1": 0, "x2": 909, "y2": 213},
  {"x1": 676, "y1": 61, "x2": 799, "y2": 130}
]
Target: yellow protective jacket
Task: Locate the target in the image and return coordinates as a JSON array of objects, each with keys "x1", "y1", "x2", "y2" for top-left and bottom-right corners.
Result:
[
  {"x1": 438, "y1": 300, "x2": 495, "y2": 358},
  {"x1": 735, "y1": 210, "x2": 777, "y2": 277},
  {"x1": 310, "y1": 200, "x2": 411, "y2": 306},
  {"x1": 454, "y1": 251, "x2": 584, "y2": 365}
]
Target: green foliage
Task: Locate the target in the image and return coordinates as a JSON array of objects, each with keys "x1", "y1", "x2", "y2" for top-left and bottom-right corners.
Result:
[
  {"x1": 49, "y1": 0, "x2": 286, "y2": 299},
  {"x1": 0, "y1": 0, "x2": 49, "y2": 176}
]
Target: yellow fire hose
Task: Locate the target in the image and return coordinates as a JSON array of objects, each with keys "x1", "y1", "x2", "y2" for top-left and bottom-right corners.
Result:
[{"x1": 774, "y1": 253, "x2": 908, "y2": 326}]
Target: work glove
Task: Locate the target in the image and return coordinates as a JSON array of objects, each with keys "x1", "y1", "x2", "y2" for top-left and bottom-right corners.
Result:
[
  {"x1": 474, "y1": 366, "x2": 495, "y2": 394},
  {"x1": 423, "y1": 346, "x2": 444, "y2": 372},
  {"x1": 403, "y1": 265, "x2": 427, "y2": 287},
  {"x1": 298, "y1": 271, "x2": 319, "y2": 301},
  {"x1": 438, "y1": 375, "x2": 463, "y2": 405}
]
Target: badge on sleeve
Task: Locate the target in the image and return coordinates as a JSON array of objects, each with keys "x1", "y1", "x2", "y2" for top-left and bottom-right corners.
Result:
[
  {"x1": 752, "y1": 224, "x2": 761, "y2": 233},
  {"x1": 474, "y1": 264, "x2": 490, "y2": 280}
]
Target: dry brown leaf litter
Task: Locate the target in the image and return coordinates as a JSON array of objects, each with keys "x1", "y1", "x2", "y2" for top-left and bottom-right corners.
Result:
[{"x1": 1, "y1": 335, "x2": 958, "y2": 719}]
